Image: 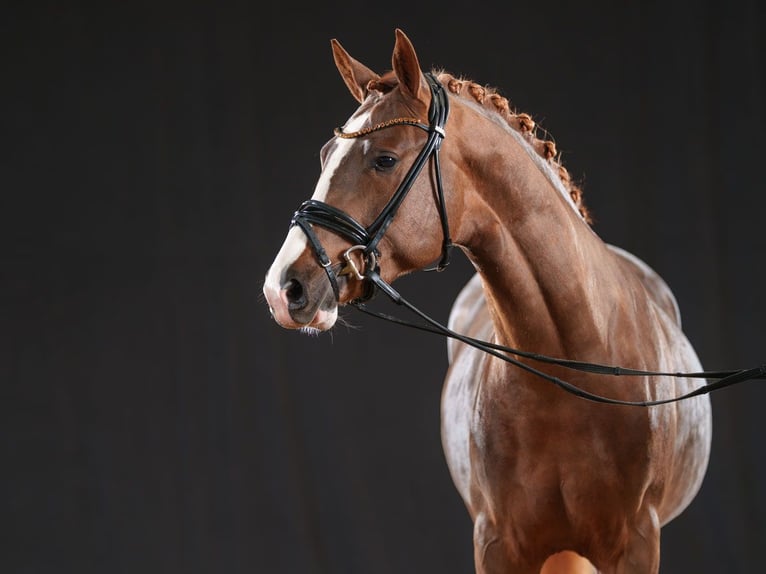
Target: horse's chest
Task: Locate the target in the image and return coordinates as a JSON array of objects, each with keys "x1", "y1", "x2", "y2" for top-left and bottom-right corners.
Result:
[
  {"x1": 441, "y1": 347, "x2": 477, "y2": 502},
  {"x1": 441, "y1": 342, "x2": 502, "y2": 505},
  {"x1": 441, "y1": 343, "x2": 643, "y2": 513}
]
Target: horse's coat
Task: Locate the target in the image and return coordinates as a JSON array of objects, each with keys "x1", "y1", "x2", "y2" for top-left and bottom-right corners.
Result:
[{"x1": 263, "y1": 29, "x2": 712, "y2": 573}]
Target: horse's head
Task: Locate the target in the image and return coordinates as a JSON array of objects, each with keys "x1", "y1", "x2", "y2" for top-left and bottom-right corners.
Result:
[{"x1": 263, "y1": 30, "x2": 456, "y2": 331}]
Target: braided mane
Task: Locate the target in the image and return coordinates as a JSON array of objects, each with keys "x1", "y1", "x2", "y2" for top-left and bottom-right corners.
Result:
[
  {"x1": 366, "y1": 70, "x2": 592, "y2": 224},
  {"x1": 436, "y1": 71, "x2": 591, "y2": 224},
  {"x1": 438, "y1": 71, "x2": 592, "y2": 223}
]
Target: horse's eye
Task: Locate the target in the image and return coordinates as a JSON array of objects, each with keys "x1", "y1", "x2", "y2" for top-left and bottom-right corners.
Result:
[{"x1": 374, "y1": 155, "x2": 397, "y2": 171}]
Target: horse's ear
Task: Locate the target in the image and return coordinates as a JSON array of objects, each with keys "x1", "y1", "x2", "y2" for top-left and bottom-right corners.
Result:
[
  {"x1": 331, "y1": 38, "x2": 380, "y2": 104},
  {"x1": 392, "y1": 29, "x2": 424, "y2": 101}
]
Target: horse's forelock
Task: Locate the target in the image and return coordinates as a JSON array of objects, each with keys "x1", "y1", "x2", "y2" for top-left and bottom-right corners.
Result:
[{"x1": 366, "y1": 71, "x2": 398, "y2": 94}]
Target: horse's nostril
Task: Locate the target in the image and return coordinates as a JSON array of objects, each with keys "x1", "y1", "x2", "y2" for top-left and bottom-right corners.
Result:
[{"x1": 284, "y1": 279, "x2": 307, "y2": 310}]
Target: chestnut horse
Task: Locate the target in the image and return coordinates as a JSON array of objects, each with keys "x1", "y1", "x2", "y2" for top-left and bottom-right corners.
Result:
[{"x1": 263, "y1": 30, "x2": 712, "y2": 573}]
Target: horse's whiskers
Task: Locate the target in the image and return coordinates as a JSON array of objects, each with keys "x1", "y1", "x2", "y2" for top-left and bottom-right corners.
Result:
[{"x1": 299, "y1": 326, "x2": 322, "y2": 337}]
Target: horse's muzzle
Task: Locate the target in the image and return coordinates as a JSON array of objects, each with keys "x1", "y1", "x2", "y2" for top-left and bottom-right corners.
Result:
[{"x1": 263, "y1": 273, "x2": 338, "y2": 331}]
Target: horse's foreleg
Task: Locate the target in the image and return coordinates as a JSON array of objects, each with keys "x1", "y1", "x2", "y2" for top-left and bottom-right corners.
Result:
[
  {"x1": 473, "y1": 512, "x2": 507, "y2": 573},
  {"x1": 473, "y1": 513, "x2": 541, "y2": 574},
  {"x1": 609, "y1": 508, "x2": 661, "y2": 574}
]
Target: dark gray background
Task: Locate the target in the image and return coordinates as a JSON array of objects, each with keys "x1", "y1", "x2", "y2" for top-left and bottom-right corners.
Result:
[{"x1": 3, "y1": 1, "x2": 764, "y2": 572}]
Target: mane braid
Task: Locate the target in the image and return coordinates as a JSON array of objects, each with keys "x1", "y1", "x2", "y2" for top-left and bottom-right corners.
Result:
[{"x1": 435, "y1": 71, "x2": 592, "y2": 224}]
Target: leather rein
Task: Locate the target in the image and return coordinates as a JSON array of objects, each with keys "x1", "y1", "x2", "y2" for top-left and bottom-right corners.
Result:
[{"x1": 289, "y1": 74, "x2": 766, "y2": 407}]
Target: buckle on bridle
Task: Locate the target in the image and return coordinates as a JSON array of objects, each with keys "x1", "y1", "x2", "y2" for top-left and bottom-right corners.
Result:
[{"x1": 338, "y1": 245, "x2": 377, "y2": 280}]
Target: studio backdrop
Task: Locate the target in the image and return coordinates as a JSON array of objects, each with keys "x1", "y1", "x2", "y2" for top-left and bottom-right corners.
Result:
[{"x1": 3, "y1": 2, "x2": 764, "y2": 573}]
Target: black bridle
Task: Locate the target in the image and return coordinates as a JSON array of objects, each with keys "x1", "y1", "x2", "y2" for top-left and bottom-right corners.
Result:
[
  {"x1": 290, "y1": 72, "x2": 452, "y2": 302},
  {"x1": 288, "y1": 73, "x2": 766, "y2": 406}
]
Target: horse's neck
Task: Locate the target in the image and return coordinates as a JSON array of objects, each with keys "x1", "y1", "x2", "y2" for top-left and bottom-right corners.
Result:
[
  {"x1": 458, "y1": 127, "x2": 619, "y2": 358},
  {"x1": 473, "y1": 214, "x2": 613, "y2": 358}
]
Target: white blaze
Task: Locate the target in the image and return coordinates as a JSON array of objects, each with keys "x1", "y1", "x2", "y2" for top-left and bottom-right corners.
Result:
[{"x1": 264, "y1": 110, "x2": 371, "y2": 295}]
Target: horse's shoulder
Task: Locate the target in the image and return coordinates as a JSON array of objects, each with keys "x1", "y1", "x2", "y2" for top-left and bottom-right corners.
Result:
[{"x1": 606, "y1": 244, "x2": 683, "y2": 326}]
